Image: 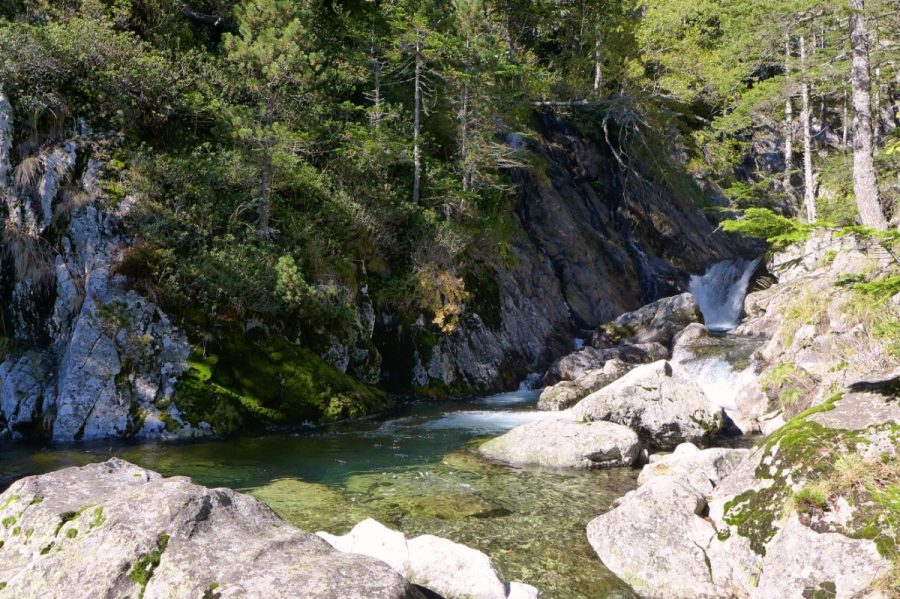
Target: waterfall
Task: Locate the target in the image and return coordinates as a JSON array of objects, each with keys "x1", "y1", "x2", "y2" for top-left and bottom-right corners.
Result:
[
  {"x1": 689, "y1": 258, "x2": 761, "y2": 332},
  {"x1": 672, "y1": 336, "x2": 763, "y2": 411}
]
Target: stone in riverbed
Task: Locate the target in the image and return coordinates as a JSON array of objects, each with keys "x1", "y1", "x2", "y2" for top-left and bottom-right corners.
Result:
[
  {"x1": 545, "y1": 342, "x2": 667, "y2": 383},
  {"x1": 537, "y1": 359, "x2": 633, "y2": 411},
  {"x1": 318, "y1": 518, "x2": 540, "y2": 599},
  {"x1": 637, "y1": 442, "x2": 748, "y2": 495},
  {"x1": 592, "y1": 292, "x2": 703, "y2": 349},
  {"x1": 478, "y1": 419, "x2": 642, "y2": 470},
  {"x1": 0, "y1": 459, "x2": 422, "y2": 599},
  {"x1": 587, "y1": 477, "x2": 719, "y2": 599},
  {"x1": 572, "y1": 360, "x2": 723, "y2": 449}
]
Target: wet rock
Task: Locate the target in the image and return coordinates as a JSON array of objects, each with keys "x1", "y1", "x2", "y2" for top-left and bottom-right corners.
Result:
[
  {"x1": 318, "y1": 518, "x2": 538, "y2": 599},
  {"x1": 537, "y1": 359, "x2": 633, "y2": 411},
  {"x1": 248, "y1": 478, "x2": 371, "y2": 533},
  {"x1": 478, "y1": 419, "x2": 642, "y2": 470},
  {"x1": 408, "y1": 491, "x2": 508, "y2": 520},
  {"x1": 592, "y1": 292, "x2": 703, "y2": 349},
  {"x1": 545, "y1": 343, "x2": 667, "y2": 384},
  {"x1": 0, "y1": 459, "x2": 422, "y2": 599},
  {"x1": 572, "y1": 360, "x2": 723, "y2": 449},
  {"x1": 671, "y1": 322, "x2": 712, "y2": 351}
]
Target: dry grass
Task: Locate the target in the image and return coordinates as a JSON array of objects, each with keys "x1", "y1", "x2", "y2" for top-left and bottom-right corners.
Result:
[
  {"x1": 54, "y1": 185, "x2": 90, "y2": 223},
  {"x1": 12, "y1": 155, "x2": 42, "y2": 190},
  {"x1": 2, "y1": 225, "x2": 55, "y2": 288}
]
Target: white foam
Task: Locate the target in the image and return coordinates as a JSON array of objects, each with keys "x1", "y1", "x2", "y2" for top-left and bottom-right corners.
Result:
[
  {"x1": 689, "y1": 258, "x2": 761, "y2": 331},
  {"x1": 422, "y1": 410, "x2": 574, "y2": 435}
]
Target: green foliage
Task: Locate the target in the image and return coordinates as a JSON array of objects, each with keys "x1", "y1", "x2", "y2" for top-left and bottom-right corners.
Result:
[
  {"x1": 174, "y1": 331, "x2": 390, "y2": 434},
  {"x1": 721, "y1": 209, "x2": 814, "y2": 249},
  {"x1": 853, "y1": 276, "x2": 900, "y2": 302}
]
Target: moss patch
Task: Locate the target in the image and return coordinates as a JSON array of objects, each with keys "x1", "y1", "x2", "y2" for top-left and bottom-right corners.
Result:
[
  {"x1": 174, "y1": 330, "x2": 390, "y2": 435},
  {"x1": 129, "y1": 532, "x2": 170, "y2": 596},
  {"x1": 721, "y1": 394, "x2": 852, "y2": 555}
]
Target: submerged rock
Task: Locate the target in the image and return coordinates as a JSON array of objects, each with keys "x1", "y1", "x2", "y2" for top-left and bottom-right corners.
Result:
[
  {"x1": 0, "y1": 459, "x2": 422, "y2": 599},
  {"x1": 318, "y1": 518, "x2": 540, "y2": 599},
  {"x1": 572, "y1": 360, "x2": 723, "y2": 449},
  {"x1": 478, "y1": 419, "x2": 642, "y2": 470}
]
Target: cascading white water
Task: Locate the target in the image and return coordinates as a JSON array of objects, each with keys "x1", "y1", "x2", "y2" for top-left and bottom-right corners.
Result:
[
  {"x1": 689, "y1": 258, "x2": 762, "y2": 332},
  {"x1": 672, "y1": 336, "x2": 763, "y2": 411}
]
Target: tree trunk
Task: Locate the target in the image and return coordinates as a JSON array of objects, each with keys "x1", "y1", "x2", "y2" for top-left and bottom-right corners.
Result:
[
  {"x1": 459, "y1": 83, "x2": 470, "y2": 193},
  {"x1": 800, "y1": 36, "x2": 817, "y2": 223},
  {"x1": 459, "y1": 33, "x2": 472, "y2": 194},
  {"x1": 258, "y1": 95, "x2": 274, "y2": 239},
  {"x1": 842, "y1": 87, "x2": 849, "y2": 148},
  {"x1": 0, "y1": 86, "x2": 11, "y2": 192},
  {"x1": 848, "y1": 0, "x2": 888, "y2": 228},
  {"x1": 783, "y1": 38, "x2": 794, "y2": 195},
  {"x1": 370, "y1": 34, "x2": 383, "y2": 132},
  {"x1": 592, "y1": 37, "x2": 602, "y2": 95},
  {"x1": 413, "y1": 38, "x2": 422, "y2": 206},
  {"x1": 873, "y1": 65, "x2": 882, "y2": 140}
]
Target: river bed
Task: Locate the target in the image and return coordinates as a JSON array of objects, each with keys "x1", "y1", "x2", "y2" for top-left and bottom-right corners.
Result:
[{"x1": 0, "y1": 390, "x2": 639, "y2": 598}]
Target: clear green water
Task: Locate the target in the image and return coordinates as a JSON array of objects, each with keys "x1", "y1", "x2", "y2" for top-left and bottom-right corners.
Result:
[{"x1": 0, "y1": 391, "x2": 638, "y2": 598}]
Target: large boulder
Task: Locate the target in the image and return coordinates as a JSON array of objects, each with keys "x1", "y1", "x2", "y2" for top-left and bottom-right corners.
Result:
[
  {"x1": 572, "y1": 360, "x2": 723, "y2": 449},
  {"x1": 588, "y1": 382, "x2": 896, "y2": 599},
  {"x1": 592, "y1": 292, "x2": 703, "y2": 349},
  {"x1": 545, "y1": 343, "x2": 667, "y2": 384},
  {"x1": 754, "y1": 517, "x2": 890, "y2": 599},
  {"x1": 587, "y1": 477, "x2": 719, "y2": 599},
  {"x1": 637, "y1": 443, "x2": 748, "y2": 495},
  {"x1": 0, "y1": 459, "x2": 422, "y2": 599},
  {"x1": 317, "y1": 518, "x2": 539, "y2": 599},
  {"x1": 478, "y1": 419, "x2": 642, "y2": 470},
  {"x1": 536, "y1": 359, "x2": 633, "y2": 411}
]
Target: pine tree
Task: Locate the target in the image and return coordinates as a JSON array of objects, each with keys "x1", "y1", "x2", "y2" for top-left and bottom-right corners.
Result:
[{"x1": 223, "y1": 0, "x2": 323, "y2": 238}]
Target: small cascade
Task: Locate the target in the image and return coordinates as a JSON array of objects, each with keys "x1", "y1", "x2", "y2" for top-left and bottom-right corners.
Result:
[
  {"x1": 518, "y1": 372, "x2": 543, "y2": 391},
  {"x1": 672, "y1": 336, "x2": 763, "y2": 411},
  {"x1": 689, "y1": 258, "x2": 762, "y2": 332}
]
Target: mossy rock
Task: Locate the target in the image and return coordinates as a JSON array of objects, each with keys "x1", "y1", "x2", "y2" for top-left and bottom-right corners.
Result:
[{"x1": 173, "y1": 330, "x2": 390, "y2": 435}]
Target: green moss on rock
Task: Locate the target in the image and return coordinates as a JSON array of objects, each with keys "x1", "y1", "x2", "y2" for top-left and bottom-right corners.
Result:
[
  {"x1": 129, "y1": 532, "x2": 170, "y2": 594},
  {"x1": 173, "y1": 330, "x2": 390, "y2": 435}
]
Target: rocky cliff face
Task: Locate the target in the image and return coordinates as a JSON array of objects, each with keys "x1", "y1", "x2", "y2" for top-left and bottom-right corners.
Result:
[
  {"x1": 385, "y1": 115, "x2": 736, "y2": 393},
  {"x1": 0, "y1": 100, "x2": 737, "y2": 441},
  {"x1": 0, "y1": 96, "x2": 196, "y2": 442}
]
